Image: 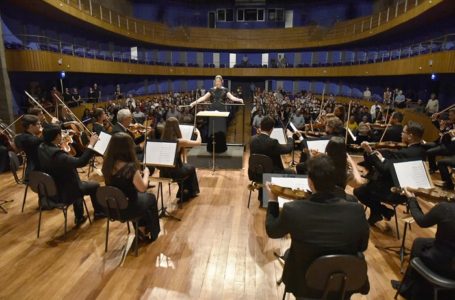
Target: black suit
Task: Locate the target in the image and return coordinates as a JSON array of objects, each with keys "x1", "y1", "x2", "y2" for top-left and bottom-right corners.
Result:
[
  {"x1": 354, "y1": 143, "x2": 427, "y2": 218},
  {"x1": 250, "y1": 133, "x2": 293, "y2": 172},
  {"x1": 266, "y1": 192, "x2": 370, "y2": 298},
  {"x1": 38, "y1": 143, "x2": 103, "y2": 219},
  {"x1": 92, "y1": 122, "x2": 105, "y2": 136},
  {"x1": 381, "y1": 124, "x2": 403, "y2": 142},
  {"x1": 14, "y1": 132, "x2": 43, "y2": 181}
]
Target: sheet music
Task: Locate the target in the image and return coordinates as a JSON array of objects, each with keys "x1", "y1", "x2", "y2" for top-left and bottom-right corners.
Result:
[
  {"x1": 306, "y1": 139, "x2": 330, "y2": 155},
  {"x1": 271, "y1": 176, "x2": 310, "y2": 207},
  {"x1": 393, "y1": 160, "x2": 432, "y2": 189},
  {"x1": 144, "y1": 142, "x2": 177, "y2": 167},
  {"x1": 196, "y1": 110, "x2": 230, "y2": 117},
  {"x1": 179, "y1": 125, "x2": 194, "y2": 140},
  {"x1": 271, "y1": 128, "x2": 287, "y2": 144},
  {"x1": 93, "y1": 131, "x2": 111, "y2": 156}
]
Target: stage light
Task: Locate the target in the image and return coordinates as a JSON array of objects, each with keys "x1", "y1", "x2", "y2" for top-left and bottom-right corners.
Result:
[
  {"x1": 60, "y1": 71, "x2": 66, "y2": 79},
  {"x1": 431, "y1": 73, "x2": 437, "y2": 80}
]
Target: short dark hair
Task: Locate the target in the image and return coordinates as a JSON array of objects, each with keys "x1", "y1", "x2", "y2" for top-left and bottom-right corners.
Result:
[
  {"x1": 43, "y1": 124, "x2": 61, "y2": 143},
  {"x1": 93, "y1": 108, "x2": 105, "y2": 120},
  {"x1": 406, "y1": 121, "x2": 424, "y2": 139},
  {"x1": 260, "y1": 116, "x2": 275, "y2": 132},
  {"x1": 21, "y1": 114, "x2": 39, "y2": 129},
  {"x1": 28, "y1": 107, "x2": 42, "y2": 116},
  {"x1": 307, "y1": 155, "x2": 337, "y2": 192},
  {"x1": 392, "y1": 112, "x2": 404, "y2": 123}
]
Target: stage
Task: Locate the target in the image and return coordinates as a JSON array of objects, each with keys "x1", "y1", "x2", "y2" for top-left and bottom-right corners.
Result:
[{"x1": 186, "y1": 144, "x2": 244, "y2": 170}]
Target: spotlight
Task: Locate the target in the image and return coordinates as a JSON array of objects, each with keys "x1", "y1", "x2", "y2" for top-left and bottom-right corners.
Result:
[{"x1": 431, "y1": 73, "x2": 437, "y2": 80}]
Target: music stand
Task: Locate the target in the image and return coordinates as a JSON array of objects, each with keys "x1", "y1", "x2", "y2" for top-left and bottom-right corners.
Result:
[{"x1": 196, "y1": 110, "x2": 230, "y2": 172}]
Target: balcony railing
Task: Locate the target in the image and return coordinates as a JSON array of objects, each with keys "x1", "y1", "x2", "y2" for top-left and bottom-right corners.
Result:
[{"x1": 4, "y1": 33, "x2": 455, "y2": 68}]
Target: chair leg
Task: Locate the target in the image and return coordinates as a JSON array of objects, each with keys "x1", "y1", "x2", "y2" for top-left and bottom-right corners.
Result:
[
  {"x1": 82, "y1": 200, "x2": 92, "y2": 224},
  {"x1": 394, "y1": 206, "x2": 400, "y2": 240},
  {"x1": 37, "y1": 206, "x2": 42, "y2": 238},
  {"x1": 21, "y1": 184, "x2": 29, "y2": 213},
  {"x1": 63, "y1": 208, "x2": 68, "y2": 240},
  {"x1": 105, "y1": 219, "x2": 109, "y2": 252},
  {"x1": 134, "y1": 220, "x2": 139, "y2": 257},
  {"x1": 247, "y1": 190, "x2": 252, "y2": 208}
]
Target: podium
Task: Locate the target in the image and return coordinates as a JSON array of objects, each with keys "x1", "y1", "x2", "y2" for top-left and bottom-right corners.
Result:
[{"x1": 196, "y1": 110, "x2": 230, "y2": 171}]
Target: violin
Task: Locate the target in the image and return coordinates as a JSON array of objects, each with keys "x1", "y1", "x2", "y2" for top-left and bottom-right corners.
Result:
[
  {"x1": 0, "y1": 120, "x2": 17, "y2": 152},
  {"x1": 390, "y1": 187, "x2": 454, "y2": 203},
  {"x1": 269, "y1": 184, "x2": 311, "y2": 200},
  {"x1": 128, "y1": 123, "x2": 152, "y2": 135},
  {"x1": 60, "y1": 130, "x2": 77, "y2": 156},
  {"x1": 349, "y1": 141, "x2": 407, "y2": 151}
]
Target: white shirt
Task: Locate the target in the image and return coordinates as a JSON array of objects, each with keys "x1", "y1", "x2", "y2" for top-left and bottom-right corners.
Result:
[
  {"x1": 363, "y1": 90, "x2": 371, "y2": 99},
  {"x1": 425, "y1": 99, "x2": 439, "y2": 114}
]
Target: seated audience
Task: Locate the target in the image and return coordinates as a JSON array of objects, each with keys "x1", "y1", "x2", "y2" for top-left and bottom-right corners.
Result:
[
  {"x1": 102, "y1": 132, "x2": 160, "y2": 242},
  {"x1": 265, "y1": 155, "x2": 370, "y2": 299}
]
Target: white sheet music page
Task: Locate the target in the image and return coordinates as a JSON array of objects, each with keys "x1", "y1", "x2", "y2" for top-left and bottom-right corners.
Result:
[
  {"x1": 307, "y1": 140, "x2": 330, "y2": 155},
  {"x1": 93, "y1": 131, "x2": 111, "y2": 156},
  {"x1": 271, "y1": 177, "x2": 310, "y2": 208},
  {"x1": 144, "y1": 142, "x2": 177, "y2": 167},
  {"x1": 393, "y1": 160, "x2": 432, "y2": 189},
  {"x1": 179, "y1": 125, "x2": 194, "y2": 140},
  {"x1": 270, "y1": 128, "x2": 286, "y2": 144}
]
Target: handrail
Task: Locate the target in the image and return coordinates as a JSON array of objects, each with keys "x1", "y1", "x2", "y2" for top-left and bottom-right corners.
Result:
[
  {"x1": 4, "y1": 32, "x2": 455, "y2": 67},
  {"x1": 41, "y1": 0, "x2": 440, "y2": 49}
]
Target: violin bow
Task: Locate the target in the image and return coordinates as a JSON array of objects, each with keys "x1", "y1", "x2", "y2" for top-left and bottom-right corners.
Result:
[
  {"x1": 345, "y1": 101, "x2": 352, "y2": 144},
  {"x1": 54, "y1": 94, "x2": 93, "y2": 136},
  {"x1": 379, "y1": 111, "x2": 395, "y2": 143},
  {"x1": 0, "y1": 115, "x2": 24, "y2": 135},
  {"x1": 24, "y1": 91, "x2": 54, "y2": 119}
]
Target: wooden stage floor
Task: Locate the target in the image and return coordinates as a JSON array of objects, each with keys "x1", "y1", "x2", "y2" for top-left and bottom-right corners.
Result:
[{"x1": 0, "y1": 154, "x2": 436, "y2": 300}]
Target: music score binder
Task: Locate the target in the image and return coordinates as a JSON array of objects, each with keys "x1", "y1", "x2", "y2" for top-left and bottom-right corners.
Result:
[
  {"x1": 92, "y1": 131, "x2": 111, "y2": 156},
  {"x1": 391, "y1": 160, "x2": 433, "y2": 189},
  {"x1": 143, "y1": 141, "x2": 178, "y2": 167}
]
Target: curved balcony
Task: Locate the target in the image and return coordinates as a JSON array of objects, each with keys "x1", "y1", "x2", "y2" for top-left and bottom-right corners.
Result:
[
  {"x1": 25, "y1": 0, "x2": 447, "y2": 50},
  {"x1": 5, "y1": 33, "x2": 455, "y2": 77}
]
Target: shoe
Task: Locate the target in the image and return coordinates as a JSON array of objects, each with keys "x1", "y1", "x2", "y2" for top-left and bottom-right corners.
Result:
[
  {"x1": 367, "y1": 213, "x2": 383, "y2": 226},
  {"x1": 382, "y1": 208, "x2": 396, "y2": 221},
  {"x1": 442, "y1": 183, "x2": 454, "y2": 191},
  {"x1": 94, "y1": 212, "x2": 106, "y2": 220},
  {"x1": 75, "y1": 215, "x2": 88, "y2": 227},
  {"x1": 391, "y1": 280, "x2": 401, "y2": 290}
]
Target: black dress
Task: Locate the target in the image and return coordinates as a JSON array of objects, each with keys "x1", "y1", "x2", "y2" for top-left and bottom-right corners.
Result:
[
  {"x1": 208, "y1": 87, "x2": 229, "y2": 134},
  {"x1": 159, "y1": 144, "x2": 200, "y2": 202},
  {"x1": 109, "y1": 163, "x2": 160, "y2": 240}
]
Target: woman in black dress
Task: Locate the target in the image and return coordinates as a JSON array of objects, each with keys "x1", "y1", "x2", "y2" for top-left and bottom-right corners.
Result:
[
  {"x1": 159, "y1": 117, "x2": 202, "y2": 202},
  {"x1": 102, "y1": 132, "x2": 160, "y2": 242}
]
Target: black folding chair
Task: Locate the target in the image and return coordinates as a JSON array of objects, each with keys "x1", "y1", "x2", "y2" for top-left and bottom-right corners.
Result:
[
  {"x1": 282, "y1": 254, "x2": 368, "y2": 300},
  {"x1": 29, "y1": 171, "x2": 91, "y2": 239},
  {"x1": 247, "y1": 154, "x2": 273, "y2": 208},
  {"x1": 8, "y1": 151, "x2": 29, "y2": 212},
  {"x1": 395, "y1": 257, "x2": 455, "y2": 300},
  {"x1": 96, "y1": 186, "x2": 145, "y2": 257}
]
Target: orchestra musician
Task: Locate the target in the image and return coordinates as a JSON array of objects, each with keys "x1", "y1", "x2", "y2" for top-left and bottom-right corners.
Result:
[
  {"x1": 92, "y1": 108, "x2": 109, "y2": 135},
  {"x1": 392, "y1": 188, "x2": 455, "y2": 300},
  {"x1": 427, "y1": 108, "x2": 455, "y2": 175},
  {"x1": 264, "y1": 155, "x2": 370, "y2": 299},
  {"x1": 353, "y1": 121, "x2": 427, "y2": 225},
  {"x1": 159, "y1": 117, "x2": 201, "y2": 202},
  {"x1": 380, "y1": 112, "x2": 404, "y2": 142},
  {"x1": 112, "y1": 108, "x2": 145, "y2": 157},
  {"x1": 38, "y1": 124, "x2": 106, "y2": 224},
  {"x1": 102, "y1": 132, "x2": 160, "y2": 242}
]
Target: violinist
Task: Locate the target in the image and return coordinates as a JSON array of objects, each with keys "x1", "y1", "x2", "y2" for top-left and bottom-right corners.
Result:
[
  {"x1": 28, "y1": 107, "x2": 59, "y2": 129},
  {"x1": 92, "y1": 108, "x2": 109, "y2": 135},
  {"x1": 112, "y1": 109, "x2": 146, "y2": 160},
  {"x1": 427, "y1": 108, "x2": 455, "y2": 174},
  {"x1": 380, "y1": 112, "x2": 404, "y2": 143},
  {"x1": 14, "y1": 115, "x2": 43, "y2": 181},
  {"x1": 38, "y1": 124, "x2": 106, "y2": 224},
  {"x1": 353, "y1": 121, "x2": 427, "y2": 225}
]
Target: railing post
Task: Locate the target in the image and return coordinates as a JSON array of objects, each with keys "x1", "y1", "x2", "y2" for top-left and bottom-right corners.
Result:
[
  {"x1": 395, "y1": 2, "x2": 399, "y2": 18},
  {"x1": 415, "y1": 0, "x2": 419, "y2": 7},
  {"x1": 78, "y1": 0, "x2": 81, "y2": 10},
  {"x1": 353, "y1": 23, "x2": 356, "y2": 34},
  {"x1": 143, "y1": 24, "x2": 145, "y2": 35},
  {"x1": 109, "y1": 10, "x2": 112, "y2": 24},
  {"x1": 369, "y1": 16, "x2": 373, "y2": 30},
  {"x1": 89, "y1": 0, "x2": 93, "y2": 16},
  {"x1": 378, "y1": 11, "x2": 381, "y2": 26},
  {"x1": 360, "y1": 20, "x2": 364, "y2": 32},
  {"x1": 126, "y1": 18, "x2": 129, "y2": 31},
  {"x1": 386, "y1": 7, "x2": 390, "y2": 22},
  {"x1": 404, "y1": 0, "x2": 408, "y2": 13},
  {"x1": 100, "y1": 5, "x2": 103, "y2": 20},
  {"x1": 118, "y1": 15, "x2": 120, "y2": 27},
  {"x1": 134, "y1": 21, "x2": 137, "y2": 33}
]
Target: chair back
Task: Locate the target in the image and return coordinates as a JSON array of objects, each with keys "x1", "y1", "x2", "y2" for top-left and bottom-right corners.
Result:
[
  {"x1": 248, "y1": 154, "x2": 274, "y2": 183},
  {"x1": 28, "y1": 171, "x2": 58, "y2": 207},
  {"x1": 96, "y1": 186, "x2": 129, "y2": 221},
  {"x1": 8, "y1": 151, "x2": 23, "y2": 184},
  {"x1": 305, "y1": 254, "x2": 368, "y2": 299}
]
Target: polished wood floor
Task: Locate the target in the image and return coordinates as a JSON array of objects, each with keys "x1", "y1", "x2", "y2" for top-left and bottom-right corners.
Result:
[{"x1": 0, "y1": 150, "x2": 438, "y2": 300}]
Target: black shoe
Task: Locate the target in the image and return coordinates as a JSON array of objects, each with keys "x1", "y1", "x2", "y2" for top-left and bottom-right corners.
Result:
[
  {"x1": 75, "y1": 215, "x2": 88, "y2": 227},
  {"x1": 382, "y1": 208, "x2": 396, "y2": 221},
  {"x1": 367, "y1": 213, "x2": 383, "y2": 226},
  {"x1": 442, "y1": 183, "x2": 454, "y2": 191},
  {"x1": 94, "y1": 212, "x2": 106, "y2": 220},
  {"x1": 391, "y1": 280, "x2": 401, "y2": 290}
]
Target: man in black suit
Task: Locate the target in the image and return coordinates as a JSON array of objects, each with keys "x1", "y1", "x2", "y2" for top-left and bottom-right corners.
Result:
[
  {"x1": 14, "y1": 115, "x2": 43, "y2": 181},
  {"x1": 38, "y1": 124, "x2": 105, "y2": 225},
  {"x1": 381, "y1": 111, "x2": 404, "y2": 142},
  {"x1": 250, "y1": 116, "x2": 294, "y2": 173},
  {"x1": 265, "y1": 155, "x2": 370, "y2": 299},
  {"x1": 354, "y1": 121, "x2": 427, "y2": 225}
]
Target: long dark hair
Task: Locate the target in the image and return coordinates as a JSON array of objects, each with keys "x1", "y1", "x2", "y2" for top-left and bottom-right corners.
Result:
[
  {"x1": 102, "y1": 132, "x2": 138, "y2": 184},
  {"x1": 161, "y1": 117, "x2": 182, "y2": 141},
  {"x1": 325, "y1": 136, "x2": 347, "y2": 188}
]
